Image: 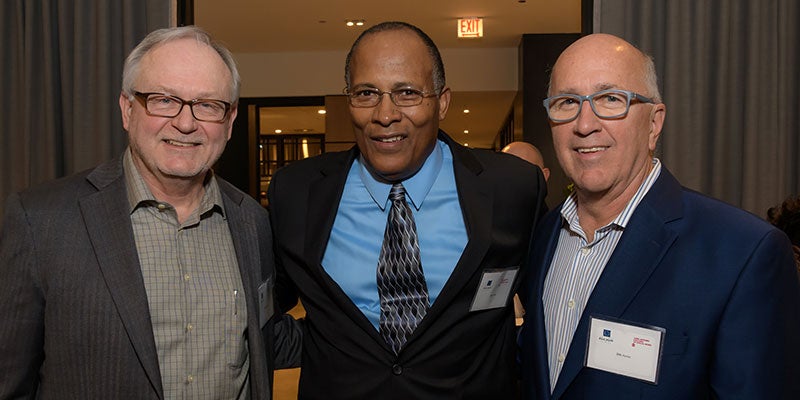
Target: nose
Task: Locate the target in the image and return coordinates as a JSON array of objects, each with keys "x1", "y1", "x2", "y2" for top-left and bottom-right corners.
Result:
[
  {"x1": 371, "y1": 93, "x2": 401, "y2": 126},
  {"x1": 572, "y1": 99, "x2": 601, "y2": 137},
  {"x1": 171, "y1": 103, "x2": 198, "y2": 133}
]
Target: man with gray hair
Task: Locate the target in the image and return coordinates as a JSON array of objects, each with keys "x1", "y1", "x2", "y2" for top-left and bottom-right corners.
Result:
[
  {"x1": 520, "y1": 33, "x2": 800, "y2": 399},
  {"x1": 0, "y1": 26, "x2": 300, "y2": 399}
]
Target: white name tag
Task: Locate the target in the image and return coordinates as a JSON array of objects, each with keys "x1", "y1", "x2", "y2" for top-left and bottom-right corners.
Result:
[
  {"x1": 585, "y1": 315, "x2": 665, "y2": 384},
  {"x1": 469, "y1": 267, "x2": 519, "y2": 312}
]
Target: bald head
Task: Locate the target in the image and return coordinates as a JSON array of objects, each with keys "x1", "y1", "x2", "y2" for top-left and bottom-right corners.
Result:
[
  {"x1": 501, "y1": 142, "x2": 550, "y2": 181},
  {"x1": 549, "y1": 33, "x2": 661, "y2": 102}
]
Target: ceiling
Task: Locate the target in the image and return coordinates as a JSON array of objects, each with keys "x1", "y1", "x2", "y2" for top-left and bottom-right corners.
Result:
[{"x1": 194, "y1": 0, "x2": 582, "y2": 148}]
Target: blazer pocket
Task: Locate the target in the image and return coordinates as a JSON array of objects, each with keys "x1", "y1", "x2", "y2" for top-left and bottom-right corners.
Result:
[
  {"x1": 225, "y1": 288, "x2": 249, "y2": 369},
  {"x1": 662, "y1": 332, "x2": 689, "y2": 356}
]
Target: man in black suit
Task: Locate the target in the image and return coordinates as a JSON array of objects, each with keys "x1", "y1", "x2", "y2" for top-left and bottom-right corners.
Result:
[
  {"x1": 0, "y1": 26, "x2": 300, "y2": 399},
  {"x1": 268, "y1": 21, "x2": 547, "y2": 399}
]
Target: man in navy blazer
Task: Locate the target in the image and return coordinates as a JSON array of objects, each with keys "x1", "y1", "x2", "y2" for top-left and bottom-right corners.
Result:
[
  {"x1": 269, "y1": 22, "x2": 547, "y2": 399},
  {"x1": 520, "y1": 33, "x2": 800, "y2": 399},
  {"x1": 0, "y1": 26, "x2": 300, "y2": 399}
]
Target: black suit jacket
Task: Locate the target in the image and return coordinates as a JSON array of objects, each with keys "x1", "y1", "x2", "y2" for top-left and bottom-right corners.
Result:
[
  {"x1": 268, "y1": 132, "x2": 547, "y2": 399},
  {"x1": 0, "y1": 154, "x2": 296, "y2": 399}
]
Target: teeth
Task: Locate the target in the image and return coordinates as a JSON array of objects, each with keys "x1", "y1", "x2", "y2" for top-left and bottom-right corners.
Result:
[
  {"x1": 166, "y1": 139, "x2": 194, "y2": 147},
  {"x1": 378, "y1": 136, "x2": 403, "y2": 143},
  {"x1": 577, "y1": 147, "x2": 605, "y2": 153}
]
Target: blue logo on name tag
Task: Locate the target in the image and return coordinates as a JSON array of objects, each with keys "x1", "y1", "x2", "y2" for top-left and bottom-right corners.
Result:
[
  {"x1": 603, "y1": 329, "x2": 611, "y2": 338},
  {"x1": 486, "y1": 280, "x2": 493, "y2": 287}
]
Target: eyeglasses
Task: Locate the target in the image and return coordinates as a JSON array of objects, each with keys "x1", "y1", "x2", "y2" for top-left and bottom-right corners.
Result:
[
  {"x1": 543, "y1": 89, "x2": 655, "y2": 123},
  {"x1": 132, "y1": 91, "x2": 232, "y2": 123},
  {"x1": 344, "y1": 87, "x2": 439, "y2": 108}
]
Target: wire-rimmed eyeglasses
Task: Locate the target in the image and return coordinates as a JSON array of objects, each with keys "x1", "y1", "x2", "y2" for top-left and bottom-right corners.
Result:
[
  {"x1": 344, "y1": 87, "x2": 439, "y2": 108},
  {"x1": 543, "y1": 89, "x2": 655, "y2": 123},
  {"x1": 132, "y1": 91, "x2": 232, "y2": 123}
]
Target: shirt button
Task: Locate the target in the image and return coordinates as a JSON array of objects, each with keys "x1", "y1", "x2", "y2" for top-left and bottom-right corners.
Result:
[
  {"x1": 558, "y1": 353, "x2": 565, "y2": 363},
  {"x1": 580, "y1": 247, "x2": 590, "y2": 255},
  {"x1": 157, "y1": 203, "x2": 167, "y2": 211},
  {"x1": 567, "y1": 299, "x2": 575, "y2": 309},
  {"x1": 392, "y1": 364, "x2": 403, "y2": 375},
  {"x1": 186, "y1": 375, "x2": 194, "y2": 383},
  {"x1": 184, "y1": 274, "x2": 191, "y2": 281},
  {"x1": 186, "y1": 323, "x2": 193, "y2": 332}
]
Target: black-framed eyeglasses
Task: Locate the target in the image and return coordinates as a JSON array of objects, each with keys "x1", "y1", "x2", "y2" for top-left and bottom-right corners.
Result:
[
  {"x1": 542, "y1": 89, "x2": 655, "y2": 123},
  {"x1": 132, "y1": 91, "x2": 232, "y2": 123},
  {"x1": 344, "y1": 87, "x2": 439, "y2": 108}
]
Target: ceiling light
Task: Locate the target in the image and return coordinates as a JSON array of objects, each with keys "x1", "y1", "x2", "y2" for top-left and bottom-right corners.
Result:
[
  {"x1": 346, "y1": 19, "x2": 365, "y2": 27},
  {"x1": 463, "y1": 130, "x2": 469, "y2": 134},
  {"x1": 275, "y1": 129, "x2": 282, "y2": 133},
  {"x1": 318, "y1": 109, "x2": 327, "y2": 114},
  {"x1": 463, "y1": 109, "x2": 470, "y2": 114}
]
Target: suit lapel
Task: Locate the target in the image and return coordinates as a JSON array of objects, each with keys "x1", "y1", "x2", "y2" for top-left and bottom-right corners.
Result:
[
  {"x1": 80, "y1": 159, "x2": 163, "y2": 398},
  {"x1": 551, "y1": 171, "x2": 683, "y2": 399},
  {"x1": 423, "y1": 136, "x2": 492, "y2": 317},
  {"x1": 220, "y1": 184, "x2": 270, "y2": 398},
  {"x1": 303, "y1": 150, "x2": 387, "y2": 341},
  {"x1": 527, "y1": 209, "x2": 564, "y2": 398}
]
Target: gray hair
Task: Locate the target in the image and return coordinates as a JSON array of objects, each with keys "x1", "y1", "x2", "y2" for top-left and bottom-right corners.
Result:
[
  {"x1": 344, "y1": 21, "x2": 446, "y2": 93},
  {"x1": 121, "y1": 26, "x2": 240, "y2": 102}
]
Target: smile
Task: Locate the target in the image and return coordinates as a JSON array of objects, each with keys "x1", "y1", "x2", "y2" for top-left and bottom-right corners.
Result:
[
  {"x1": 374, "y1": 135, "x2": 405, "y2": 143},
  {"x1": 577, "y1": 146, "x2": 607, "y2": 154},
  {"x1": 164, "y1": 139, "x2": 198, "y2": 147}
]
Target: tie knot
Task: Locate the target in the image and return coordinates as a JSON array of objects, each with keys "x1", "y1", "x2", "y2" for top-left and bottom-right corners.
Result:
[{"x1": 389, "y1": 183, "x2": 407, "y2": 202}]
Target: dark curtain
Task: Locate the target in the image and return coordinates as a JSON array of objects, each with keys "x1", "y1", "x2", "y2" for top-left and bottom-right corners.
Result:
[
  {"x1": 595, "y1": 0, "x2": 800, "y2": 216},
  {"x1": 0, "y1": 0, "x2": 170, "y2": 221}
]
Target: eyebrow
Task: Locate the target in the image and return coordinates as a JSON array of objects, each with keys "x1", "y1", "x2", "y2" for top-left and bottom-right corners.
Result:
[{"x1": 555, "y1": 82, "x2": 620, "y2": 95}]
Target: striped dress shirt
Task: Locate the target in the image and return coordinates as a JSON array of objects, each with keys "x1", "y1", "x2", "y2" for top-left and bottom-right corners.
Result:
[{"x1": 543, "y1": 159, "x2": 661, "y2": 391}]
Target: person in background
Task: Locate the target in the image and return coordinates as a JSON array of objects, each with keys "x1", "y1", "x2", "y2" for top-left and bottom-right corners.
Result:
[
  {"x1": 502, "y1": 141, "x2": 551, "y2": 326},
  {"x1": 268, "y1": 21, "x2": 547, "y2": 399},
  {"x1": 519, "y1": 33, "x2": 800, "y2": 399},
  {"x1": 0, "y1": 26, "x2": 300, "y2": 400},
  {"x1": 502, "y1": 141, "x2": 551, "y2": 181},
  {"x1": 767, "y1": 195, "x2": 800, "y2": 274}
]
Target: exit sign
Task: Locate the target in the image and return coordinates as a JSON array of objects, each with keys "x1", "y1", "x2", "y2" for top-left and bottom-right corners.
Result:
[{"x1": 457, "y1": 18, "x2": 483, "y2": 38}]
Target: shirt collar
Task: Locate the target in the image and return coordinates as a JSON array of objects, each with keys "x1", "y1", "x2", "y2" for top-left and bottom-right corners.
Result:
[
  {"x1": 122, "y1": 148, "x2": 225, "y2": 217},
  {"x1": 561, "y1": 158, "x2": 662, "y2": 232},
  {"x1": 358, "y1": 139, "x2": 445, "y2": 211}
]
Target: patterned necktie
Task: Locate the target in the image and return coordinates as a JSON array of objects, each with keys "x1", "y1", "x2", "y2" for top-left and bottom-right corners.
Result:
[{"x1": 377, "y1": 182, "x2": 429, "y2": 354}]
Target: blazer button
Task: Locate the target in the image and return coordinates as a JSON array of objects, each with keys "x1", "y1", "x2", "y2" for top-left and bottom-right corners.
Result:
[{"x1": 392, "y1": 364, "x2": 403, "y2": 375}]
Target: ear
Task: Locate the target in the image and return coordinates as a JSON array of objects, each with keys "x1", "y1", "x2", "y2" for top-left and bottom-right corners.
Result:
[
  {"x1": 648, "y1": 102, "x2": 666, "y2": 151},
  {"x1": 225, "y1": 102, "x2": 238, "y2": 141},
  {"x1": 542, "y1": 167, "x2": 551, "y2": 182},
  {"x1": 119, "y1": 92, "x2": 132, "y2": 131},
  {"x1": 437, "y1": 87, "x2": 451, "y2": 121}
]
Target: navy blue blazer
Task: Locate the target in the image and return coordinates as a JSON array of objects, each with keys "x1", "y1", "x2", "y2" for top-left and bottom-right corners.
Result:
[{"x1": 521, "y1": 167, "x2": 800, "y2": 399}]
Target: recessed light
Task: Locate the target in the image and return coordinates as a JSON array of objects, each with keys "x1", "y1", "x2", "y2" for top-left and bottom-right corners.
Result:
[
  {"x1": 318, "y1": 109, "x2": 327, "y2": 114},
  {"x1": 346, "y1": 19, "x2": 365, "y2": 27},
  {"x1": 463, "y1": 109, "x2": 470, "y2": 114},
  {"x1": 275, "y1": 129, "x2": 282, "y2": 133},
  {"x1": 463, "y1": 129, "x2": 469, "y2": 134},
  {"x1": 464, "y1": 143, "x2": 469, "y2": 146}
]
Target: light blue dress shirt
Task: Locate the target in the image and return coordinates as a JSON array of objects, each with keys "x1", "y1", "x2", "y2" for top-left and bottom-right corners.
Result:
[{"x1": 322, "y1": 139, "x2": 468, "y2": 329}]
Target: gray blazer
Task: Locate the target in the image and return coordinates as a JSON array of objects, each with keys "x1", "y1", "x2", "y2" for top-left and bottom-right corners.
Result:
[{"x1": 0, "y1": 155, "x2": 297, "y2": 399}]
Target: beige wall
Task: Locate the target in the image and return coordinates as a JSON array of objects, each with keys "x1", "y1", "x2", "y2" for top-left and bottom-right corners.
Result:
[{"x1": 234, "y1": 47, "x2": 519, "y2": 97}]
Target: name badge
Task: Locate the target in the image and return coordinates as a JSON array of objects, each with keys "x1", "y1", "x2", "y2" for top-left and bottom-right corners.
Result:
[
  {"x1": 585, "y1": 315, "x2": 665, "y2": 384},
  {"x1": 258, "y1": 278, "x2": 274, "y2": 329},
  {"x1": 469, "y1": 267, "x2": 519, "y2": 312}
]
